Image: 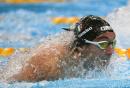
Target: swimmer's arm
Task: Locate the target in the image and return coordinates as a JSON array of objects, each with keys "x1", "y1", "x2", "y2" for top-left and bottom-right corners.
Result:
[{"x1": 10, "y1": 44, "x2": 66, "y2": 82}]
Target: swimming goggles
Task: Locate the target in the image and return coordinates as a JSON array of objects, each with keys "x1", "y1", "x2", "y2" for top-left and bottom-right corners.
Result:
[{"x1": 84, "y1": 39, "x2": 116, "y2": 49}]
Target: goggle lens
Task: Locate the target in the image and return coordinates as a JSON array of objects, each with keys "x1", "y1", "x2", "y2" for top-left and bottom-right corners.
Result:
[{"x1": 98, "y1": 40, "x2": 116, "y2": 49}]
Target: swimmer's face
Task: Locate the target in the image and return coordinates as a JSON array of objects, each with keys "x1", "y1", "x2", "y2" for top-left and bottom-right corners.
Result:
[{"x1": 83, "y1": 32, "x2": 116, "y2": 70}]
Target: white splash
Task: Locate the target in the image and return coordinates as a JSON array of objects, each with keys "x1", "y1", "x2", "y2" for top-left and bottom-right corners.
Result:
[
  {"x1": 106, "y1": 5, "x2": 130, "y2": 48},
  {"x1": 0, "y1": 31, "x2": 75, "y2": 82},
  {"x1": 106, "y1": 5, "x2": 130, "y2": 79}
]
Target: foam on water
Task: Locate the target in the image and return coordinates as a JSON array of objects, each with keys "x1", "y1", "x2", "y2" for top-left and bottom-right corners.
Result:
[
  {"x1": 105, "y1": 5, "x2": 130, "y2": 79},
  {"x1": 106, "y1": 6, "x2": 130, "y2": 48},
  {"x1": 0, "y1": 31, "x2": 75, "y2": 82},
  {"x1": 0, "y1": 10, "x2": 55, "y2": 47},
  {"x1": 0, "y1": 49, "x2": 33, "y2": 82}
]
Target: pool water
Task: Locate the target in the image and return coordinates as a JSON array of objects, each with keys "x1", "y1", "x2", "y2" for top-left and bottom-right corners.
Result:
[
  {"x1": 0, "y1": 0, "x2": 128, "y2": 48},
  {"x1": 0, "y1": 0, "x2": 130, "y2": 88}
]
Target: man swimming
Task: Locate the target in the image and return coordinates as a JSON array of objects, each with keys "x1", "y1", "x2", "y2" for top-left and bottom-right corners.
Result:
[{"x1": 8, "y1": 15, "x2": 116, "y2": 82}]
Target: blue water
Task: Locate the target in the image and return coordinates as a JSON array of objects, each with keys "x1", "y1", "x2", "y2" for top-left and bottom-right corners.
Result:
[
  {"x1": 0, "y1": 0, "x2": 130, "y2": 88},
  {"x1": 0, "y1": 0, "x2": 128, "y2": 48},
  {"x1": 1, "y1": 79, "x2": 130, "y2": 88},
  {"x1": 0, "y1": 0, "x2": 128, "y2": 16}
]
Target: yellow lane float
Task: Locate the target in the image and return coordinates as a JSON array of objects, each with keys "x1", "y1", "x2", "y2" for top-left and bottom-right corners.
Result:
[
  {"x1": 0, "y1": 48, "x2": 15, "y2": 57},
  {"x1": 52, "y1": 17, "x2": 79, "y2": 24},
  {"x1": 65, "y1": 17, "x2": 79, "y2": 24},
  {"x1": 114, "y1": 48, "x2": 130, "y2": 59},
  {"x1": 0, "y1": 48, "x2": 4, "y2": 54},
  {"x1": 5, "y1": 0, "x2": 64, "y2": 4},
  {"x1": 0, "y1": 48, "x2": 30, "y2": 57},
  {"x1": 52, "y1": 17, "x2": 68, "y2": 24},
  {"x1": 114, "y1": 48, "x2": 126, "y2": 57},
  {"x1": 0, "y1": 47, "x2": 130, "y2": 59}
]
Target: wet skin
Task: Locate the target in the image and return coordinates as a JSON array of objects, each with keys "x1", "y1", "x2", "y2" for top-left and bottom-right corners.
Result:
[{"x1": 10, "y1": 32, "x2": 116, "y2": 82}]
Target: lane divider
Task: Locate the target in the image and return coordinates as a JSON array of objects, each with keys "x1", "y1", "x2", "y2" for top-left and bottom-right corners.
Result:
[
  {"x1": 52, "y1": 17, "x2": 105, "y2": 24},
  {"x1": 0, "y1": 47, "x2": 130, "y2": 59},
  {"x1": 0, "y1": 48, "x2": 30, "y2": 57},
  {"x1": 114, "y1": 48, "x2": 130, "y2": 59},
  {"x1": 52, "y1": 17, "x2": 79, "y2": 24},
  {"x1": 0, "y1": 48, "x2": 15, "y2": 57},
  {"x1": 5, "y1": 0, "x2": 65, "y2": 4}
]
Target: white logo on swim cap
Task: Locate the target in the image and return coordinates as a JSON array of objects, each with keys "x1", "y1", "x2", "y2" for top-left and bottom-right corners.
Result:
[
  {"x1": 100, "y1": 26, "x2": 112, "y2": 31},
  {"x1": 77, "y1": 26, "x2": 112, "y2": 38},
  {"x1": 78, "y1": 27, "x2": 92, "y2": 37}
]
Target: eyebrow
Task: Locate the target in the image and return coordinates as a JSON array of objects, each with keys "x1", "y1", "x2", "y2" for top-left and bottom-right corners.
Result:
[{"x1": 96, "y1": 36, "x2": 109, "y2": 41}]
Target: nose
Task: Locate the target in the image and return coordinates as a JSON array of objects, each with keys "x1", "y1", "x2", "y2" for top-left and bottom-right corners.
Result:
[{"x1": 105, "y1": 45, "x2": 114, "y2": 55}]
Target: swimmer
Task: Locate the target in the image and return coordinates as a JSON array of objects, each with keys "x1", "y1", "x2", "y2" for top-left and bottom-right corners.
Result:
[{"x1": 8, "y1": 15, "x2": 116, "y2": 82}]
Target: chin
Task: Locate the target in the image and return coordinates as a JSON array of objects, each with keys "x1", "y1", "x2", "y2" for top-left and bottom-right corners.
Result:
[
  {"x1": 83, "y1": 54, "x2": 111, "y2": 71},
  {"x1": 97, "y1": 55, "x2": 112, "y2": 69}
]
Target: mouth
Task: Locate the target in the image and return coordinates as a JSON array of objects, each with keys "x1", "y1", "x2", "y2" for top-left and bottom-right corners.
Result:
[
  {"x1": 100, "y1": 55, "x2": 111, "y2": 61},
  {"x1": 98, "y1": 59, "x2": 109, "y2": 67},
  {"x1": 83, "y1": 55, "x2": 111, "y2": 70},
  {"x1": 96, "y1": 55, "x2": 111, "y2": 69}
]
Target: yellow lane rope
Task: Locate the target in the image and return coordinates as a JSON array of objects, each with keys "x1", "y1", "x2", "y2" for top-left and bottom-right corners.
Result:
[{"x1": 0, "y1": 47, "x2": 130, "y2": 59}]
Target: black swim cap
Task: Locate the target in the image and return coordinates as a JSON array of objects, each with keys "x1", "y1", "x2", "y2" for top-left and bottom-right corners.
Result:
[
  {"x1": 75, "y1": 15, "x2": 114, "y2": 41},
  {"x1": 63, "y1": 15, "x2": 114, "y2": 41}
]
